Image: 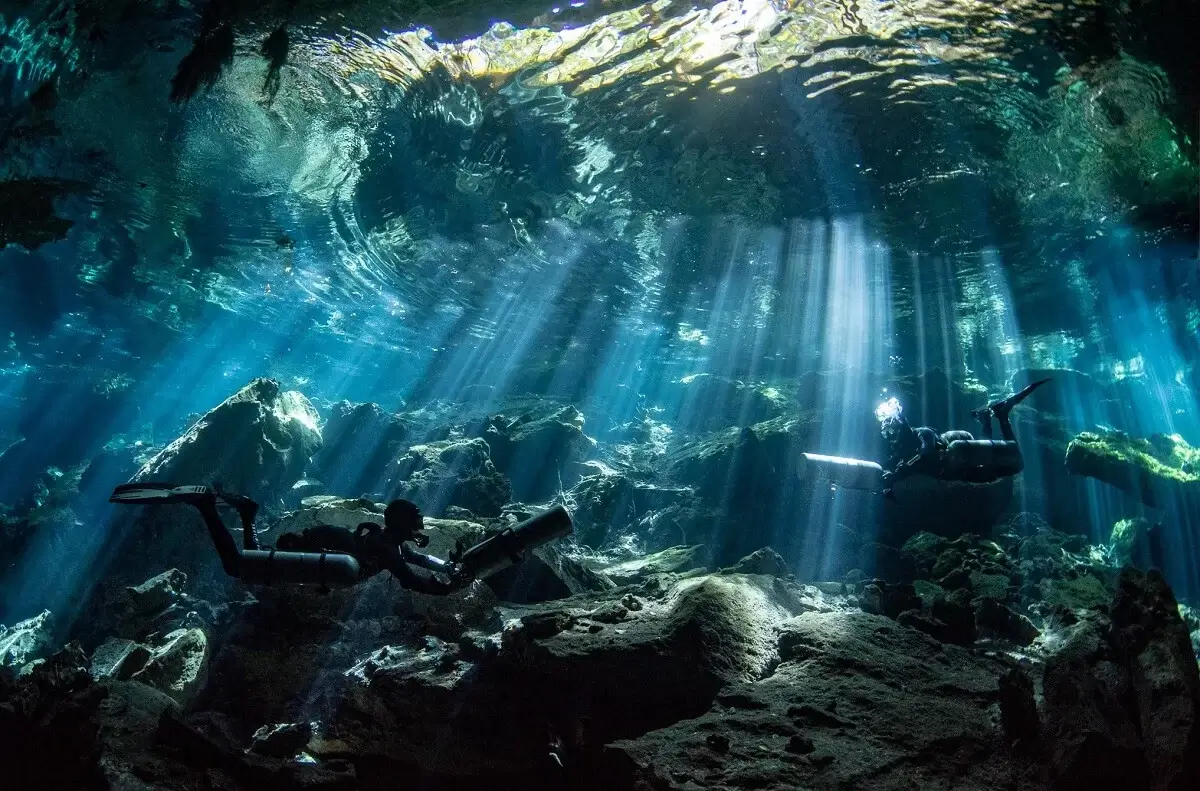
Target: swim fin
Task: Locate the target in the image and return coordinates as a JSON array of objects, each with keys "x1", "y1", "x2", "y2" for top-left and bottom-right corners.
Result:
[
  {"x1": 110, "y1": 483, "x2": 214, "y2": 505},
  {"x1": 975, "y1": 378, "x2": 1052, "y2": 419}
]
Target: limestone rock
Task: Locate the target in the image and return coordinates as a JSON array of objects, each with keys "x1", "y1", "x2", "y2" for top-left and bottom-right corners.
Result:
[
  {"x1": 595, "y1": 545, "x2": 708, "y2": 584},
  {"x1": 320, "y1": 571, "x2": 814, "y2": 778},
  {"x1": 129, "y1": 627, "x2": 208, "y2": 705},
  {"x1": 613, "y1": 611, "x2": 1033, "y2": 790},
  {"x1": 1065, "y1": 430, "x2": 1200, "y2": 509},
  {"x1": 248, "y1": 721, "x2": 315, "y2": 758},
  {"x1": 1, "y1": 643, "x2": 108, "y2": 789},
  {"x1": 388, "y1": 437, "x2": 511, "y2": 517},
  {"x1": 475, "y1": 406, "x2": 596, "y2": 501},
  {"x1": 567, "y1": 468, "x2": 693, "y2": 547},
  {"x1": 89, "y1": 637, "x2": 151, "y2": 680},
  {"x1": 721, "y1": 546, "x2": 790, "y2": 577},
  {"x1": 1110, "y1": 569, "x2": 1200, "y2": 791},
  {"x1": 133, "y1": 378, "x2": 322, "y2": 502},
  {"x1": 0, "y1": 608, "x2": 53, "y2": 667},
  {"x1": 312, "y1": 401, "x2": 411, "y2": 498}
]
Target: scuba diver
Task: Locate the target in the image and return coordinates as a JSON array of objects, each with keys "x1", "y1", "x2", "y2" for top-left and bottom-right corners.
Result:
[
  {"x1": 880, "y1": 378, "x2": 1051, "y2": 496},
  {"x1": 109, "y1": 483, "x2": 573, "y2": 594}
]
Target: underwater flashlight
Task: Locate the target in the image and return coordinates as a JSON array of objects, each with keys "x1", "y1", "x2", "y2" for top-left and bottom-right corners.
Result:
[{"x1": 875, "y1": 397, "x2": 902, "y2": 423}]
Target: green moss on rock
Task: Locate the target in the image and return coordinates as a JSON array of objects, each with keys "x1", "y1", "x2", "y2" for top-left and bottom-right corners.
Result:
[{"x1": 1065, "y1": 430, "x2": 1200, "y2": 508}]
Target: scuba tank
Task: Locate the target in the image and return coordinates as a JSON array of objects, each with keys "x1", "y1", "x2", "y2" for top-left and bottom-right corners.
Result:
[
  {"x1": 796, "y1": 453, "x2": 884, "y2": 492},
  {"x1": 457, "y1": 505, "x2": 573, "y2": 581},
  {"x1": 236, "y1": 549, "x2": 362, "y2": 587},
  {"x1": 944, "y1": 440, "x2": 1023, "y2": 477}
]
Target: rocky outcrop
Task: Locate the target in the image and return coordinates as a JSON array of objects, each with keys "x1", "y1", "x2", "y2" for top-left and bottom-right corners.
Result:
[
  {"x1": 0, "y1": 608, "x2": 53, "y2": 668},
  {"x1": 1065, "y1": 429, "x2": 1200, "y2": 509},
  {"x1": 567, "y1": 466, "x2": 694, "y2": 547},
  {"x1": 1042, "y1": 568, "x2": 1200, "y2": 791},
  {"x1": 611, "y1": 611, "x2": 1038, "y2": 791},
  {"x1": 134, "y1": 379, "x2": 322, "y2": 501},
  {"x1": 304, "y1": 567, "x2": 829, "y2": 780},
  {"x1": 128, "y1": 627, "x2": 208, "y2": 705},
  {"x1": 1, "y1": 643, "x2": 108, "y2": 789},
  {"x1": 473, "y1": 405, "x2": 596, "y2": 501},
  {"x1": 387, "y1": 437, "x2": 511, "y2": 517},
  {"x1": 661, "y1": 373, "x2": 792, "y2": 433},
  {"x1": 593, "y1": 545, "x2": 708, "y2": 584},
  {"x1": 312, "y1": 402, "x2": 411, "y2": 498}
]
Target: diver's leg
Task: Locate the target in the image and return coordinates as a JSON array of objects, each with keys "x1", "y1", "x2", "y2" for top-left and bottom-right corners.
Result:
[
  {"x1": 976, "y1": 410, "x2": 994, "y2": 440},
  {"x1": 192, "y1": 498, "x2": 242, "y2": 577},
  {"x1": 998, "y1": 411, "x2": 1016, "y2": 443}
]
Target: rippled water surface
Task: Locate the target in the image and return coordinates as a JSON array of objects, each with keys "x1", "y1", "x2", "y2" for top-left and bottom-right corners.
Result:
[{"x1": 0, "y1": 0, "x2": 1196, "y2": 398}]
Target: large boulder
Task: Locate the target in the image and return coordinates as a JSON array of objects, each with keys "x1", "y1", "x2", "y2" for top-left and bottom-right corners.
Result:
[
  {"x1": 312, "y1": 567, "x2": 827, "y2": 779},
  {"x1": 1065, "y1": 430, "x2": 1200, "y2": 509},
  {"x1": 132, "y1": 378, "x2": 322, "y2": 502},
  {"x1": 1042, "y1": 568, "x2": 1200, "y2": 791},
  {"x1": 387, "y1": 437, "x2": 511, "y2": 517},
  {"x1": 610, "y1": 611, "x2": 1036, "y2": 791},
  {"x1": 0, "y1": 643, "x2": 108, "y2": 789},
  {"x1": 311, "y1": 401, "x2": 411, "y2": 498},
  {"x1": 882, "y1": 474, "x2": 1014, "y2": 542},
  {"x1": 128, "y1": 627, "x2": 209, "y2": 706},
  {"x1": 474, "y1": 406, "x2": 597, "y2": 501},
  {"x1": 567, "y1": 466, "x2": 694, "y2": 547}
]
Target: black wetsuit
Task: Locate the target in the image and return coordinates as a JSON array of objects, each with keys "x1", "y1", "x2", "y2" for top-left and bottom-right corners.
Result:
[
  {"x1": 883, "y1": 381, "x2": 1048, "y2": 489},
  {"x1": 194, "y1": 499, "x2": 455, "y2": 595}
]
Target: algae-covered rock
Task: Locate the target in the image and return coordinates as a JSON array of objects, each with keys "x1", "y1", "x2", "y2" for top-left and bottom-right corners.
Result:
[
  {"x1": 133, "y1": 378, "x2": 322, "y2": 502},
  {"x1": 1109, "y1": 517, "x2": 1164, "y2": 569},
  {"x1": 1040, "y1": 574, "x2": 1113, "y2": 611},
  {"x1": 1065, "y1": 429, "x2": 1200, "y2": 508}
]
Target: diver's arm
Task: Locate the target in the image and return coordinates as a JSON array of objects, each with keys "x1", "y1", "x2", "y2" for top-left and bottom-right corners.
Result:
[
  {"x1": 401, "y1": 545, "x2": 452, "y2": 573},
  {"x1": 382, "y1": 545, "x2": 460, "y2": 595}
]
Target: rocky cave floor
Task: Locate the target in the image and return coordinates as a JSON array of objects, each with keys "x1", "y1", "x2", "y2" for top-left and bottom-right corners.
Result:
[{"x1": 1, "y1": 371, "x2": 1199, "y2": 790}]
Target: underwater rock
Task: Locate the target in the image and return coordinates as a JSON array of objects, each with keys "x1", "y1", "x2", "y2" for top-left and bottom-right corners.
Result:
[
  {"x1": 0, "y1": 608, "x2": 54, "y2": 668},
  {"x1": 248, "y1": 721, "x2": 315, "y2": 759},
  {"x1": 474, "y1": 406, "x2": 596, "y2": 501},
  {"x1": 613, "y1": 611, "x2": 1028, "y2": 791},
  {"x1": 134, "y1": 379, "x2": 321, "y2": 502},
  {"x1": 1065, "y1": 429, "x2": 1200, "y2": 509},
  {"x1": 997, "y1": 668, "x2": 1040, "y2": 745},
  {"x1": 594, "y1": 545, "x2": 708, "y2": 584},
  {"x1": 567, "y1": 467, "x2": 693, "y2": 547},
  {"x1": 1109, "y1": 516, "x2": 1165, "y2": 569},
  {"x1": 1042, "y1": 568, "x2": 1200, "y2": 791},
  {"x1": 976, "y1": 599, "x2": 1040, "y2": 646},
  {"x1": 1039, "y1": 573, "x2": 1113, "y2": 612},
  {"x1": 858, "y1": 580, "x2": 921, "y2": 620},
  {"x1": 485, "y1": 541, "x2": 615, "y2": 604},
  {"x1": 720, "y1": 546, "x2": 790, "y2": 577},
  {"x1": 318, "y1": 570, "x2": 814, "y2": 779},
  {"x1": 311, "y1": 401, "x2": 412, "y2": 498},
  {"x1": 89, "y1": 638, "x2": 151, "y2": 681},
  {"x1": 1109, "y1": 569, "x2": 1200, "y2": 791},
  {"x1": 128, "y1": 627, "x2": 208, "y2": 706},
  {"x1": 662, "y1": 373, "x2": 792, "y2": 433},
  {"x1": 637, "y1": 501, "x2": 723, "y2": 553},
  {"x1": 0, "y1": 643, "x2": 107, "y2": 789},
  {"x1": 388, "y1": 437, "x2": 511, "y2": 517}
]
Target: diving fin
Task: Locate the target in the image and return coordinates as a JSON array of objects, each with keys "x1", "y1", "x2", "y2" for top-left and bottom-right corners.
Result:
[
  {"x1": 977, "y1": 378, "x2": 1052, "y2": 418},
  {"x1": 110, "y1": 483, "x2": 213, "y2": 505}
]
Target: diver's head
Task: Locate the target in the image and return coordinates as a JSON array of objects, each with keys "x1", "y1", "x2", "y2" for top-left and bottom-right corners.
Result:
[{"x1": 384, "y1": 499, "x2": 428, "y2": 547}]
